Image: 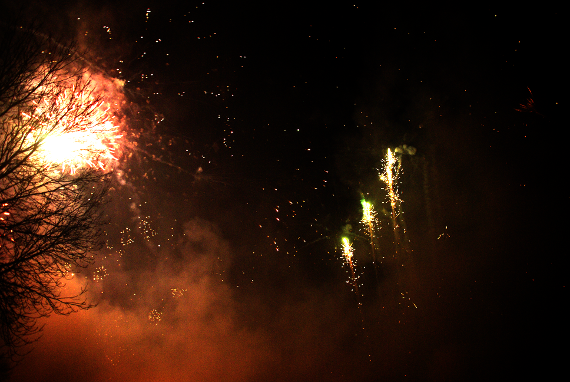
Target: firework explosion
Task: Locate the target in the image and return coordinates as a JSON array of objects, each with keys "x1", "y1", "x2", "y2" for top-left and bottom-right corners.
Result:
[{"x1": 22, "y1": 70, "x2": 124, "y2": 174}]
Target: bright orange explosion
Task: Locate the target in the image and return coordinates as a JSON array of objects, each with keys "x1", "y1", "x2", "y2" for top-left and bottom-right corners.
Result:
[{"x1": 23, "y1": 70, "x2": 124, "y2": 174}]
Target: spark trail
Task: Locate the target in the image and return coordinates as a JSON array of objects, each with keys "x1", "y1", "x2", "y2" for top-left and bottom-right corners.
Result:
[
  {"x1": 361, "y1": 199, "x2": 380, "y2": 278},
  {"x1": 380, "y1": 148, "x2": 402, "y2": 255},
  {"x1": 340, "y1": 236, "x2": 370, "y2": 357},
  {"x1": 341, "y1": 237, "x2": 360, "y2": 303}
]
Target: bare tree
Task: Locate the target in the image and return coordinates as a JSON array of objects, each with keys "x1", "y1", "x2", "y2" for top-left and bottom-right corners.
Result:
[{"x1": 0, "y1": 23, "x2": 113, "y2": 361}]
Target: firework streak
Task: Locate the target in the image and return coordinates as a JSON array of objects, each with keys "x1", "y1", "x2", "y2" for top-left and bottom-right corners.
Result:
[
  {"x1": 341, "y1": 237, "x2": 360, "y2": 302},
  {"x1": 380, "y1": 148, "x2": 402, "y2": 254}
]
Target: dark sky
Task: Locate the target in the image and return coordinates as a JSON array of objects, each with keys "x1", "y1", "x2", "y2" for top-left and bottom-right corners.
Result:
[{"x1": 3, "y1": 2, "x2": 565, "y2": 381}]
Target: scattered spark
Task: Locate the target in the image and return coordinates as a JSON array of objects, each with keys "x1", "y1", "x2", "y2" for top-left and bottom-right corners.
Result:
[
  {"x1": 120, "y1": 227, "x2": 135, "y2": 246},
  {"x1": 138, "y1": 216, "x2": 158, "y2": 241},
  {"x1": 93, "y1": 266, "x2": 109, "y2": 282},
  {"x1": 437, "y1": 226, "x2": 451, "y2": 240},
  {"x1": 148, "y1": 309, "x2": 162, "y2": 324},
  {"x1": 171, "y1": 288, "x2": 187, "y2": 298}
]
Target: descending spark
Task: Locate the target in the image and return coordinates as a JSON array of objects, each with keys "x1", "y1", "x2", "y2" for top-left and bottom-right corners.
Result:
[
  {"x1": 23, "y1": 70, "x2": 124, "y2": 174},
  {"x1": 341, "y1": 237, "x2": 360, "y2": 299}
]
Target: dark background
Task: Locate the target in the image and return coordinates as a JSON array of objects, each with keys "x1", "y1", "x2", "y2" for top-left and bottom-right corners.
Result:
[{"x1": 3, "y1": 1, "x2": 564, "y2": 381}]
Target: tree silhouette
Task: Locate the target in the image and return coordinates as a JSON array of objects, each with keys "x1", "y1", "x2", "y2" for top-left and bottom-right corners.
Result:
[{"x1": 0, "y1": 22, "x2": 114, "y2": 362}]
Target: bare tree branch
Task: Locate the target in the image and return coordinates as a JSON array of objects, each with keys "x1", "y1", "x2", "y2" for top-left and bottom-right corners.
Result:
[{"x1": 0, "y1": 22, "x2": 113, "y2": 364}]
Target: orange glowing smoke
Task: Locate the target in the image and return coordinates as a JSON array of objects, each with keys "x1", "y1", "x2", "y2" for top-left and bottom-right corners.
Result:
[{"x1": 22, "y1": 70, "x2": 124, "y2": 174}]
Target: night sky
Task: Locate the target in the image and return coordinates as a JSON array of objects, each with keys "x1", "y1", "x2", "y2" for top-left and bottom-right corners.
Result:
[{"x1": 3, "y1": 2, "x2": 564, "y2": 381}]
